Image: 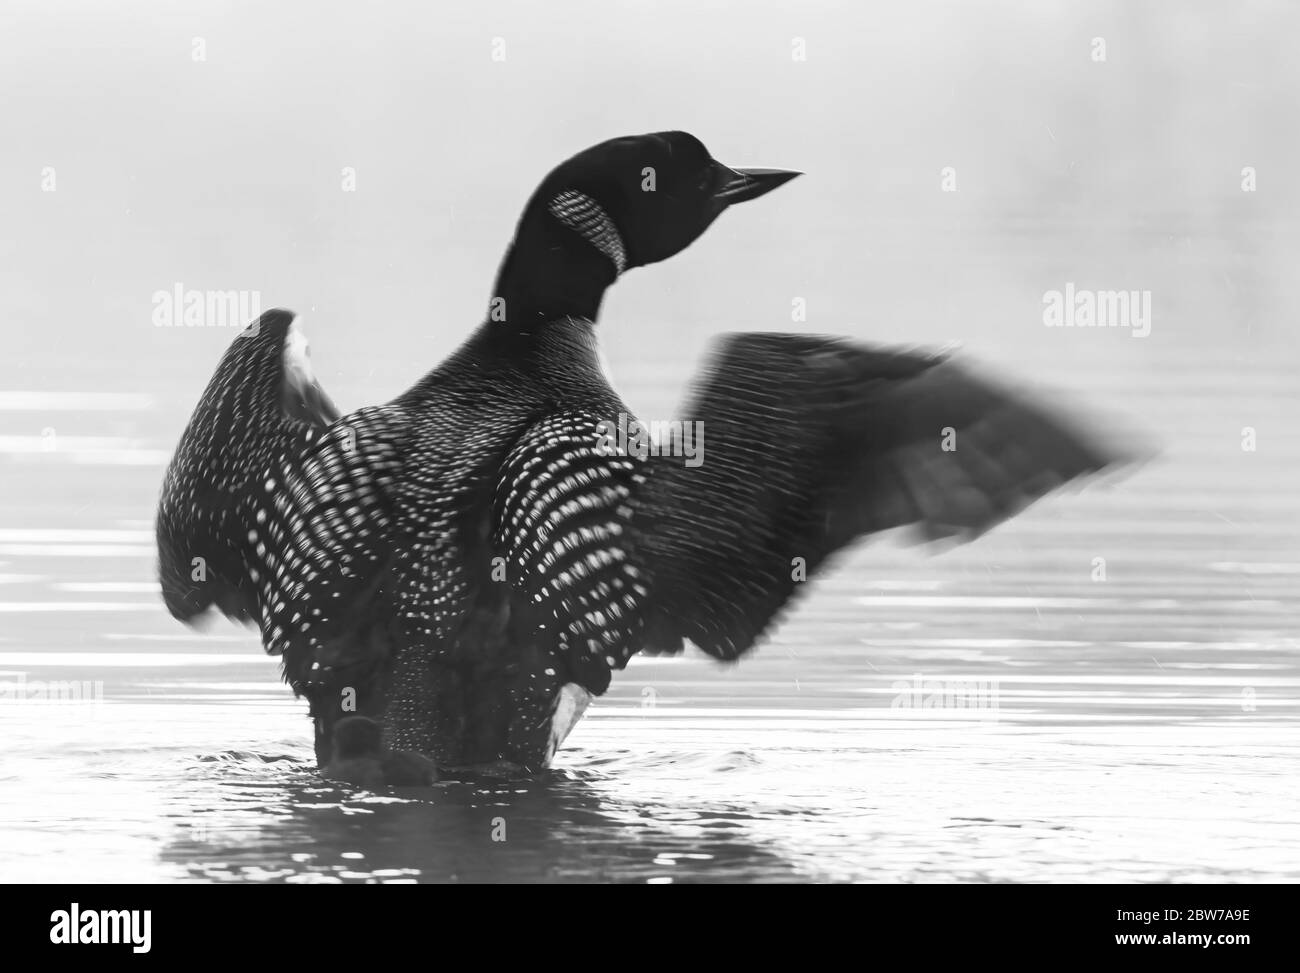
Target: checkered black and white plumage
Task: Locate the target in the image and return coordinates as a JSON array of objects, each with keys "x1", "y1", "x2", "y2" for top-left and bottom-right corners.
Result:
[
  {"x1": 548, "y1": 190, "x2": 628, "y2": 275},
  {"x1": 158, "y1": 310, "x2": 1128, "y2": 771},
  {"x1": 156, "y1": 132, "x2": 1135, "y2": 774}
]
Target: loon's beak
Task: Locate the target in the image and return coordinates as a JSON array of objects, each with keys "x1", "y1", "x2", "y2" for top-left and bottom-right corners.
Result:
[{"x1": 712, "y1": 165, "x2": 802, "y2": 205}]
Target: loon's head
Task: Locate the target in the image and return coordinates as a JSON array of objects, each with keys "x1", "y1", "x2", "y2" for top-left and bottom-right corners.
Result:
[
  {"x1": 493, "y1": 131, "x2": 799, "y2": 323},
  {"x1": 534, "y1": 131, "x2": 800, "y2": 270}
]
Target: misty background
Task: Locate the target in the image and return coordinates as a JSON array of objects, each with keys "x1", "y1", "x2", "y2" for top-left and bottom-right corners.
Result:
[{"x1": 2, "y1": 0, "x2": 1297, "y2": 431}]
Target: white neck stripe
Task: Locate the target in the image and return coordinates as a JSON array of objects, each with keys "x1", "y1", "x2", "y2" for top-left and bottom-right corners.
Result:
[{"x1": 547, "y1": 190, "x2": 628, "y2": 275}]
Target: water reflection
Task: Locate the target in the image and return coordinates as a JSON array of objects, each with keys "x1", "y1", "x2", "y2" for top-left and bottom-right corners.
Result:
[{"x1": 161, "y1": 753, "x2": 801, "y2": 883}]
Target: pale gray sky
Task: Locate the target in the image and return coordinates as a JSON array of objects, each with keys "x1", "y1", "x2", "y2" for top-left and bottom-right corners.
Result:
[{"x1": 2, "y1": 0, "x2": 1295, "y2": 428}]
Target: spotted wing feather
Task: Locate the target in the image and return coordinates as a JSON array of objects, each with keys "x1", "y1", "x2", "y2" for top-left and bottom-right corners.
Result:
[
  {"x1": 155, "y1": 311, "x2": 415, "y2": 695},
  {"x1": 493, "y1": 410, "x2": 648, "y2": 696},
  {"x1": 156, "y1": 310, "x2": 336, "y2": 626}
]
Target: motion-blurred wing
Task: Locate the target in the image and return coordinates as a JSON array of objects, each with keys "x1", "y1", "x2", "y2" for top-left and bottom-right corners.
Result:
[{"x1": 630, "y1": 332, "x2": 1143, "y2": 660}]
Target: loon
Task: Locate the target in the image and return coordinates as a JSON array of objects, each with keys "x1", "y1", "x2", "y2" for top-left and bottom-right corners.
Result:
[{"x1": 157, "y1": 130, "x2": 1132, "y2": 774}]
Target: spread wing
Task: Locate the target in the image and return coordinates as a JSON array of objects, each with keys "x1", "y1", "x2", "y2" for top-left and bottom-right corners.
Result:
[
  {"x1": 155, "y1": 310, "x2": 415, "y2": 693},
  {"x1": 627, "y1": 332, "x2": 1147, "y2": 661},
  {"x1": 156, "y1": 311, "x2": 551, "y2": 764},
  {"x1": 157, "y1": 310, "x2": 338, "y2": 626}
]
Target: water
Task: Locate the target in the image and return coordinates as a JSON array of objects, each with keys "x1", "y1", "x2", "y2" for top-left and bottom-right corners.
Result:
[{"x1": 1, "y1": 340, "x2": 1297, "y2": 883}]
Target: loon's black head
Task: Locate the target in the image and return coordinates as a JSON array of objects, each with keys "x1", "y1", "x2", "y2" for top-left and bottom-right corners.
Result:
[
  {"x1": 493, "y1": 131, "x2": 799, "y2": 324},
  {"x1": 533, "y1": 131, "x2": 799, "y2": 270}
]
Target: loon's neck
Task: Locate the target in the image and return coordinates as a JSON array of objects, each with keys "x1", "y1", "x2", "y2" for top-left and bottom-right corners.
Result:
[
  {"x1": 396, "y1": 197, "x2": 623, "y2": 405},
  {"x1": 490, "y1": 213, "x2": 620, "y2": 328}
]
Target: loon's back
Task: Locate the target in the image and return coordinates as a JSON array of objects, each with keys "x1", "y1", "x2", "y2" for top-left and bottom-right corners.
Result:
[{"x1": 158, "y1": 311, "x2": 640, "y2": 768}]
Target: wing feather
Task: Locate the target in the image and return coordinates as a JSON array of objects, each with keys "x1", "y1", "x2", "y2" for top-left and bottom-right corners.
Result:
[{"x1": 626, "y1": 332, "x2": 1148, "y2": 660}]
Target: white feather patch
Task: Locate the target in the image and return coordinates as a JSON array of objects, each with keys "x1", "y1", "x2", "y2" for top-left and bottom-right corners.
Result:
[
  {"x1": 545, "y1": 682, "x2": 592, "y2": 764},
  {"x1": 282, "y1": 320, "x2": 316, "y2": 397}
]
